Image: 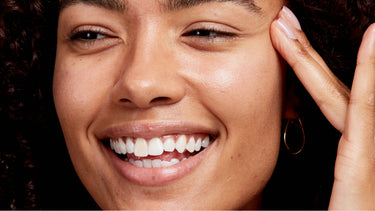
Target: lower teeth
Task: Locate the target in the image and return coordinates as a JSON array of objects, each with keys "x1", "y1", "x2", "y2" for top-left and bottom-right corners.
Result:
[{"x1": 128, "y1": 157, "x2": 187, "y2": 168}]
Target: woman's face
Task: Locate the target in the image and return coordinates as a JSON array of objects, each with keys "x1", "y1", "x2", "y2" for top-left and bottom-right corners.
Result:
[{"x1": 54, "y1": 0, "x2": 286, "y2": 209}]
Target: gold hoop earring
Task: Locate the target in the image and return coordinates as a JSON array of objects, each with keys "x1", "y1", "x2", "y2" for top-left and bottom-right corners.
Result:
[{"x1": 283, "y1": 118, "x2": 305, "y2": 155}]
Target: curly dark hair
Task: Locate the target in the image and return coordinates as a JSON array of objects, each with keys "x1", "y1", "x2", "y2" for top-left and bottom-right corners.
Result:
[
  {"x1": 0, "y1": 0, "x2": 374, "y2": 209},
  {"x1": 0, "y1": 0, "x2": 49, "y2": 209}
]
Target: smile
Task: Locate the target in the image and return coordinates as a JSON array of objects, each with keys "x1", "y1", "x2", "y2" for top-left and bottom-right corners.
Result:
[
  {"x1": 98, "y1": 122, "x2": 218, "y2": 185},
  {"x1": 108, "y1": 134, "x2": 212, "y2": 168}
]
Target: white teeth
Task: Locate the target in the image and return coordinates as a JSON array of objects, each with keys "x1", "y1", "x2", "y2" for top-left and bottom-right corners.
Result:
[
  {"x1": 126, "y1": 138, "x2": 134, "y2": 154},
  {"x1": 175, "y1": 135, "x2": 187, "y2": 153},
  {"x1": 170, "y1": 158, "x2": 179, "y2": 165},
  {"x1": 134, "y1": 160, "x2": 143, "y2": 167},
  {"x1": 202, "y1": 136, "x2": 210, "y2": 148},
  {"x1": 186, "y1": 137, "x2": 195, "y2": 153},
  {"x1": 129, "y1": 158, "x2": 183, "y2": 168},
  {"x1": 112, "y1": 140, "x2": 118, "y2": 153},
  {"x1": 161, "y1": 160, "x2": 173, "y2": 167},
  {"x1": 129, "y1": 159, "x2": 135, "y2": 165},
  {"x1": 195, "y1": 137, "x2": 202, "y2": 152},
  {"x1": 118, "y1": 137, "x2": 127, "y2": 154},
  {"x1": 148, "y1": 138, "x2": 163, "y2": 156},
  {"x1": 111, "y1": 139, "x2": 125, "y2": 155},
  {"x1": 163, "y1": 137, "x2": 176, "y2": 152},
  {"x1": 110, "y1": 139, "x2": 115, "y2": 152},
  {"x1": 134, "y1": 138, "x2": 148, "y2": 157},
  {"x1": 109, "y1": 134, "x2": 212, "y2": 158},
  {"x1": 143, "y1": 159, "x2": 152, "y2": 168},
  {"x1": 152, "y1": 159, "x2": 161, "y2": 168}
]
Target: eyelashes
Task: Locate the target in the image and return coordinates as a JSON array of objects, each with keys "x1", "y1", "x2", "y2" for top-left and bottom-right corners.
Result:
[
  {"x1": 67, "y1": 24, "x2": 239, "y2": 51},
  {"x1": 70, "y1": 30, "x2": 107, "y2": 41},
  {"x1": 182, "y1": 28, "x2": 237, "y2": 39},
  {"x1": 69, "y1": 28, "x2": 237, "y2": 41},
  {"x1": 69, "y1": 26, "x2": 110, "y2": 46},
  {"x1": 180, "y1": 26, "x2": 239, "y2": 50},
  {"x1": 67, "y1": 26, "x2": 121, "y2": 52}
]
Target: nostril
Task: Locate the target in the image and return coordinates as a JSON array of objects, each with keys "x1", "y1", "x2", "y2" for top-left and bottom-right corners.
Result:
[
  {"x1": 120, "y1": 98, "x2": 131, "y2": 103},
  {"x1": 150, "y1": 97, "x2": 171, "y2": 104},
  {"x1": 119, "y1": 97, "x2": 172, "y2": 107}
]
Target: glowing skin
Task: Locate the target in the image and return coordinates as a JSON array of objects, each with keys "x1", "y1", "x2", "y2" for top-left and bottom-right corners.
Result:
[{"x1": 54, "y1": 0, "x2": 286, "y2": 209}]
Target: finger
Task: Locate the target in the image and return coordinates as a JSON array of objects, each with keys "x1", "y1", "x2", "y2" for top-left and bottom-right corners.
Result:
[
  {"x1": 280, "y1": 6, "x2": 332, "y2": 75},
  {"x1": 328, "y1": 24, "x2": 375, "y2": 210},
  {"x1": 270, "y1": 6, "x2": 350, "y2": 132},
  {"x1": 344, "y1": 23, "x2": 375, "y2": 147}
]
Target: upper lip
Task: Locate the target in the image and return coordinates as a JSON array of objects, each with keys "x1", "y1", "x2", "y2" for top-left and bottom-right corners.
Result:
[{"x1": 96, "y1": 121, "x2": 219, "y2": 140}]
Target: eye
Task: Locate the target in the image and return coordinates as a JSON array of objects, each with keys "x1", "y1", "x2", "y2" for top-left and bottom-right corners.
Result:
[
  {"x1": 71, "y1": 30, "x2": 107, "y2": 41},
  {"x1": 68, "y1": 25, "x2": 116, "y2": 44},
  {"x1": 67, "y1": 26, "x2": 121, "y2": 53},
  {"x1": 183, "y1": 28, "x2": 236, "y2": 39},
  {"x1": 180, "y1": 24, "x2": 240, "y2": 51}
]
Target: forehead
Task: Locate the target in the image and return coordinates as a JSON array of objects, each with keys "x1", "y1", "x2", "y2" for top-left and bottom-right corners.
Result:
[{"x1": 59, "y1": 0, "x2": 262, "y2": 13}]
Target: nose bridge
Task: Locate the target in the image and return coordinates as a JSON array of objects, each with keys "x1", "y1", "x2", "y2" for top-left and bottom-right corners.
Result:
[{"x1": 113, "y1": 24, "x2": 184, "y2": 109}]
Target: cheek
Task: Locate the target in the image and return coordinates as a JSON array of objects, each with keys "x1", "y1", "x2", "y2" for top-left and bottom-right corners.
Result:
[
  {"x1": 177, "y1": 43, "x2": 285, "y2": 202},
  {"x1": 53, "y1": 54, "x2": 122, "y2": 189},
  {"x1": 183, "y1": 46, "x2": 285, "y2": 127},
  {"x1": 53, "y1": 54, "x2": 119, "y2": 131},
  {"x1": 181, "y1": 36, "x2": 285, "y2": 166}
]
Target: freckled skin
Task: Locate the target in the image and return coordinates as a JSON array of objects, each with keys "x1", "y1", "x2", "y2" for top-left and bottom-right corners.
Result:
[{"x1": 54, "y1": 0, "x2": 286, "y2": 209}]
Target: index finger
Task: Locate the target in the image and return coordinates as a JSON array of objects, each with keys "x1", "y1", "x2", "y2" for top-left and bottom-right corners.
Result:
[{"x1": 270, "y1": 6, "x2": 350, "y2": 132}]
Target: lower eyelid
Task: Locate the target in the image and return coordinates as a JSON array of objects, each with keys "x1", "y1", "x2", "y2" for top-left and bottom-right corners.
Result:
[
  {"x1": 68, "y1": 36, "x2": 122, "y2": 53},
  {"x1": 182, "y1": 32, "x2": 239, "y2": 43}
]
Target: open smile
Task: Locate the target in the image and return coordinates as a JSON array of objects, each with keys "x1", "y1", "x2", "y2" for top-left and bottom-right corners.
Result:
[
  {"x1": 107, "y1": 134, "x2": 212, "y2": 168},
  {"x1": 99, "y1": 122, "x2": 218, "y2": 185}
]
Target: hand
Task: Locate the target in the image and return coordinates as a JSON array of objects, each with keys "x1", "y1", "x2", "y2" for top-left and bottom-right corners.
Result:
[{"x1": 270, "y1": 6, "x2": 375, "y2": 209}]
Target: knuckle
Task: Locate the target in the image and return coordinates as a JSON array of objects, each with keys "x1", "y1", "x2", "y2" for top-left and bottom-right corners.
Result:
[
  {"x1": 300, "y1": 37, "x2": 313, "y2": 50},
  {"x1": 291, "y1": 45, "x2": 311, "y2": 70},
  {"x1": 295, "y1": 44, "x2": 310, "y2": 58},
  {"x1": 315, "y1": 79, "x2": 349, "y2": 106}
]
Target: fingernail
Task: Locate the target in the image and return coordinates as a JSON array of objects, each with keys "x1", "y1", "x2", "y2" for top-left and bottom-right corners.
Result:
[
  {"x1": 282, "y1": 6, "x2": 302, "y2": 30},
  {"x1": 277, "y1": 18, "x2": 297, "y2": 40}
]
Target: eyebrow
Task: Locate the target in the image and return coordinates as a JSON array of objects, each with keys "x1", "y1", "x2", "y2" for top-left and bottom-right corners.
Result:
[
  {"x1": 164, "y1": 0, "x2": 261, "y2": 12},
  {"x1": 59, "y1": 0, "x2": 261, "y2": 13},
  {"x1": 59, "y1": 0, "x2": 127, "y2": 12}
]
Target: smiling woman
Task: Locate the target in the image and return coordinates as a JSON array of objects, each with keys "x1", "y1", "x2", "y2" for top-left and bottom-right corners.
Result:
[
  {"x1": 54, "y1": 0, "x2": 285, "y2": 209},
  {"x1": 1, "y1": 0, "x2": 375, "y2": 209}
]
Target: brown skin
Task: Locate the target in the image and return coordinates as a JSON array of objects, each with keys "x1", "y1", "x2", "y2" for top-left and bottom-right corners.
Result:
[
  {"x1": 54, "y1": 0, "x2": 286, "y2": 209},
  {"x1": 54, "y1": 0, "x2": 375, "y2": 208},
  {"x1": 271, "y1": 7, "x2": 375, "y2": 209}
]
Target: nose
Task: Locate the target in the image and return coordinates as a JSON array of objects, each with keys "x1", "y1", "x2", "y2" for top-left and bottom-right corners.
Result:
[{"x1": 111, "y1": 38, "x2": 185, "y2": 109}]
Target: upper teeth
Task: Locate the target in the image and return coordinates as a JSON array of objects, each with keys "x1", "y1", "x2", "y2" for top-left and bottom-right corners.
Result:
[{"x1": 110, "y1": 135, "x2": 211, "y2": 157}]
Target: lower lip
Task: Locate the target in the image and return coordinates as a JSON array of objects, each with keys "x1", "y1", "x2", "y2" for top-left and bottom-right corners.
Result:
[{"x1": 107, "y1": 144, "x2": 212, "y2": 186}]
